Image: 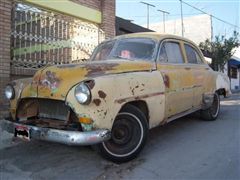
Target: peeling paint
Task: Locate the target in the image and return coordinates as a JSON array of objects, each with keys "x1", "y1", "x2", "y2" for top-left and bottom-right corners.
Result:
[{"x1": 39, "y1": 71, "x2": 61, "y2": 93}]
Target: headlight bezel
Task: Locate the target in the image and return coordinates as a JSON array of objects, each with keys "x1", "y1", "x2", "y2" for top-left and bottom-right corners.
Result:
[
  {"x1": 74, "y1": 82, "x2": 91, "y2": 105},
  {"x1": 4, "y1": 84, "x2": 15, "y2": 100}
]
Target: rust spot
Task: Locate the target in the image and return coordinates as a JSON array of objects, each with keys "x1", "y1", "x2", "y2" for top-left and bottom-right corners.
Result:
[
  {"x1": 93, "y1": 99, "x2": 101, "y2": 106},
  {"x1": 131, "y1": 87, "x2": 135, "y2": 95},
  {"x1": 104, "y1": 110, "x2": 107, "y2": 116},
  {"x1": 17, "y1": 99, "x2": 38, "y2": 118},
  {"x1": 163, "y1": 74, "x2": 170, "y2": 88},
  {"x1": 131, "y1": 85, "x2": 139, "y2": 95},
  {"x1": 85, "y1": 62, "x2": 119, "y2": 77},
  {"x1": 115, "y1": 92, "x2": 164, "y2": 104},
  {"x1": 141, "y1": 83, "x2": 145, "y2": 87},
  {"x1": 98, "y1": 90, "x2": 107, "y2": 99},
  {"x1": 85, "y1": 80, "x2": 95, "y2": 89}
]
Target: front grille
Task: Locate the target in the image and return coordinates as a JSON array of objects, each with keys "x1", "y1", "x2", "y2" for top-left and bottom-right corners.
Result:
[
  {"x1": 17, "y1": 98, "x2": 70, "y2": 121},
  {"x1": 38, "y1": 99, "x2": 70, "y2": 121}
]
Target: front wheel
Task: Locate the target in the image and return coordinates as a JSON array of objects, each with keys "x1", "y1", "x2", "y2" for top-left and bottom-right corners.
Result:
[
  {"x1": 201, "y1": 92, "x2": 220, "y2": 121},
  {"x1": 95, "y1": 104, "x2": 148, "y2": 163}
]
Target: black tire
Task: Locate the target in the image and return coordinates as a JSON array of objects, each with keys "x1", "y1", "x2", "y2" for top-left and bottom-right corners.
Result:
[
  {"x1": 201, "y1": 92, "x2": 220, "y2": 121},
  {"x1": 95, "y1": 104, "x2": 148, "y2": 163}
]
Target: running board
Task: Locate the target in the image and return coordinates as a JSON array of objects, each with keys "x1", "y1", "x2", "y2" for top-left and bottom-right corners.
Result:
[{"x1": 166, "y1": 107, "x2": 201, "y2": 123}]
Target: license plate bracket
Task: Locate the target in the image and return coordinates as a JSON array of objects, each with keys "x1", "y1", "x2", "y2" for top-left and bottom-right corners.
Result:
[{"x1": 15, "y1": 125, "x2": 30, "y2": 141}]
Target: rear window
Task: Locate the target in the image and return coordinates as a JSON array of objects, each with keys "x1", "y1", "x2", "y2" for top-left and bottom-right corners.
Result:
[{"x1": 184, "y1": 44, "x2": 203, "y2": 64}]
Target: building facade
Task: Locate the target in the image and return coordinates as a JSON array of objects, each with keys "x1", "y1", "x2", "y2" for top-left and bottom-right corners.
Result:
[
  {"x1": 225, "y1": 48, "x2": 240, "y2": 91},
  {"x1": 0, "y1": 0, "x2": 115, "y2": 118},
  {"x1": 116, "y1": 16, "x2": 153, "y2": 35},
  {"x1": 149, "y1": 14, "x2": 212, "y2": 45}
]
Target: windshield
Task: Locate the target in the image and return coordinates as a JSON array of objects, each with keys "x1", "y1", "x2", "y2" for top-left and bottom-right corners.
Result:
[{"x1": 91, "y1": 38, "x2": 157, "y2": 61}]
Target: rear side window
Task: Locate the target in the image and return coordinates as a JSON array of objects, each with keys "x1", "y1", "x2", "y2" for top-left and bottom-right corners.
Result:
[
  {"x1": 159, "y1": 42, "x2": 184, "y2": 63},
  {"x1": 184, "y1": 44, "x2": 202, "y2": 64}
]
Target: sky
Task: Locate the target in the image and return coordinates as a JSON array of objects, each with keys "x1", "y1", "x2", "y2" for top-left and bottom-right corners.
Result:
[{"x1": 116, "y1": 0, "x2": 240, "y2": 38}]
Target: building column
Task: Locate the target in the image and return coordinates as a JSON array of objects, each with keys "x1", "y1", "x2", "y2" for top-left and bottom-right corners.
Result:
[
  {"x1": 100, "y1": 0, "x2": 116, "y2": 39},
  {"x1": 0, "y1": 0, "x2": 12, "y2": 118}
]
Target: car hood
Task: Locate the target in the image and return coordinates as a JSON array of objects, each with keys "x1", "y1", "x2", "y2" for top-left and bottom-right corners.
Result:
[{"x1": 28, "y1": 60, "x2": 153, "y2": 100}]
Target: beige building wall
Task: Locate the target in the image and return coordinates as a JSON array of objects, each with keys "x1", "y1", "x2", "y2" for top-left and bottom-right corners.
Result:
[{"x1": 149, "y1": 14, "x2": 212, "y2": 45}]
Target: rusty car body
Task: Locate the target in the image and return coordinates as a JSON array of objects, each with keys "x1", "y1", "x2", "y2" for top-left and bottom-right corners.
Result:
[{"x1": 1, "y1": 33, "x2": 230, "y2": 162}]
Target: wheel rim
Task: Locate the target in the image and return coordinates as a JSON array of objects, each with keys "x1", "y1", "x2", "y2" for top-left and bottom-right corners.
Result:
[
  {"x1": 210, "y1": 93, "x2": 220, "y2": 117},
  {"x1": 103, "y1": 112, "x2": 144, "y2": 157}
]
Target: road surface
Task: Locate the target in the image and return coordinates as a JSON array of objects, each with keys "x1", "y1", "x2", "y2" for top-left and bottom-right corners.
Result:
[{"x1": 0, "y1": 93, "x2": 239, "y2": 180}]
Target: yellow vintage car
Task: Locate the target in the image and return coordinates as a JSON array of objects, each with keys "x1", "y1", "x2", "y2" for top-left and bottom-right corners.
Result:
[{"x1": 2, "y1": 33, "x2": 230, "y2": 163}]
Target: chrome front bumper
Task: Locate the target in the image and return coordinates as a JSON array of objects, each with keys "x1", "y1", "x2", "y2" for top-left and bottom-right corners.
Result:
[{"x1": 0, "y1": 119, "x2": 111, "y2": 146}]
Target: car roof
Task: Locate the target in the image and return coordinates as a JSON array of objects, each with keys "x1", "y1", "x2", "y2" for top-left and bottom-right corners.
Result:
[{"x1": 112, "y1": 32, "x2": 197, "y2": 46}]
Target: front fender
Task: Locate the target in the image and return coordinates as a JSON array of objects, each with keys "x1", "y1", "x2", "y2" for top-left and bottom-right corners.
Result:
[
  {"x1": 66, "y1": 71, "x2": 165, "y2": 130},
  {"x1": 8, "y1": 78, "x2": 33, "y2": 119}
]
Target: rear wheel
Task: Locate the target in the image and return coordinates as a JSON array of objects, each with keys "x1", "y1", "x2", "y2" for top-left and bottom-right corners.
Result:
[
  {"x1": 96, "y1": 104, "x2": 148, "y2": 163},
  {"x1": 201, "y1": 92, "x2": 220, "y2": 121}
]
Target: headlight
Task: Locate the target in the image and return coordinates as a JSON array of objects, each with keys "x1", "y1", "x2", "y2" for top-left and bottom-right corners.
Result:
[
  {"x1": 5, "y1": 85, "x2": 15, "y2": 100},
  {"x1": 75, "y1": 82, "x2": 91, "y2": 104}
]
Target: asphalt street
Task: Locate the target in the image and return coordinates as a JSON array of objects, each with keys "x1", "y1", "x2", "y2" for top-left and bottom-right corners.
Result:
[{"x1": 0, "y1": 93, "x2": 239, "y2": 180}]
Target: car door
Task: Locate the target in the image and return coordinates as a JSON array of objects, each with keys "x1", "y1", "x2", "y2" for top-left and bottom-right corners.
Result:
[
  {"x1": 183, "y1": 43, "x2": 210, "y2": 108},
  {"x1": 157, "y1": 40, "x2": 194, "y2": 118}
]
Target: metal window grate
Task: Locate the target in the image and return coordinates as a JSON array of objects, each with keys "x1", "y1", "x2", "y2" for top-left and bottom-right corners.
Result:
[{"x1": 11, "y1": 3, "x2": 105, "y2": 75}]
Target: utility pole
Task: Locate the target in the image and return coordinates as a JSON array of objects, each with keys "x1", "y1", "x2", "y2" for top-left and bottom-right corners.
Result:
[
  {"x1": 140, "y1": 1, "x2": 155, "y2": 29},
  {"x1": 210, "y1": 15, "x2": 213, "y2": 42},
  {"x1": 179, "y1": 0, "x2": 184, "y2": 37},
  {"x1": 157, "y1": 9, "x2": 170, "y2": 33}
]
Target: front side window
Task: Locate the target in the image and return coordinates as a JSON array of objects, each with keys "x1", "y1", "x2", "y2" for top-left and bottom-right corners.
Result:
[
  {"x1": 184, "y1": 44, "x2": 203, "y2": 64},
  {"x1": 91, "y1": 38, "x2": 157, "y2": 61},
  {"x1": 158, "y1": 41, "x2": 184, "y2": 63}
]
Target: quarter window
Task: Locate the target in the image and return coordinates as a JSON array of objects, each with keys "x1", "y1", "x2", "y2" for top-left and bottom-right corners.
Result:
[
  {"x1": 184, "y1": 44, "x2": 202, "y2": 64},
  {"x1": 159, "y1": 42, "x2": 184, "y2": 63}
]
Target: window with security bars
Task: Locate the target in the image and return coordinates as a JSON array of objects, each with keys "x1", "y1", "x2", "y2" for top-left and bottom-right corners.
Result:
[
  {"x1": 11, "y1": 3, "x2": 105, "y2": 75},
  {"x1": 230, "y1": 67, "x2": 238, "y2": 79}
]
